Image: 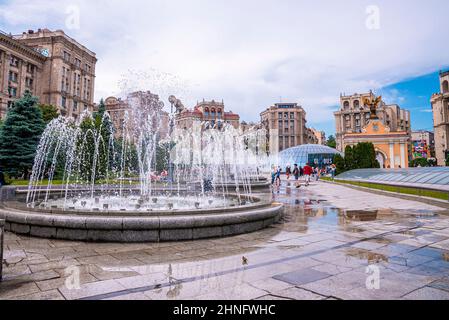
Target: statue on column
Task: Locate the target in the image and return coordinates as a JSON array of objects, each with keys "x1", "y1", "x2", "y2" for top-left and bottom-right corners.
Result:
[{"x1": 363, "y1": 94, "x2": 382, "y2": 120}]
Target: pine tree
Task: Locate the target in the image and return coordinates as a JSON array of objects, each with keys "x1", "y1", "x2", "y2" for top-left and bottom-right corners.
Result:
[
  {"x1": 0, "y1": 91, "x2": 45, "y2": 178},
  {"x1": 334, "y1": 154, "x2": 346, "y2": 174},
  {"x1": 344, "y1": 145, "x2": 355, "y2": 171},
  {"x1": 39, "y1": 104, "x2": 59, "y2": 124}
]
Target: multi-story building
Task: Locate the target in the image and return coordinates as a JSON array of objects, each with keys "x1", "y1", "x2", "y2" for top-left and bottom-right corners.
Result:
[
  {"x1": 431, "y1": 71, "x2": 449, "y2": 166},
  {"x1": 0, "y1": 28, "x2": 96, "y2": 120},
  {"x1": 334, "y1": 91, "x2": 411, "y2": 152},
  {"x1": 411, "y1": 130, "x2": 435, "y2": 159},
  {"x1": 260, "y1": 102, "x2": 309, "y2": 154},
  {"x1": 310, "y1": 128, "x2": 326, "y2": 145},
  {"x1": 105, "y1": 91, "x2": 169, "y2": 140},
  {"x1": 1, "y1": 30, "x2": 47, "y2": 119},
  {"x1": 175, "y1": 99, "x2": 240, "y2": 130}
]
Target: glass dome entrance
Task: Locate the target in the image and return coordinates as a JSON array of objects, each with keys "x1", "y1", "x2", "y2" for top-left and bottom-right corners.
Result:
[{"x1": 279, "y1": 144, "x2": 342, "y2": 168}]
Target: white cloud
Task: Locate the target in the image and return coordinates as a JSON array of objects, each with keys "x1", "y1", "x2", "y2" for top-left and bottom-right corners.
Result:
[{"x1": 1, "y1": 0, "x2": 448, "y2": 134}]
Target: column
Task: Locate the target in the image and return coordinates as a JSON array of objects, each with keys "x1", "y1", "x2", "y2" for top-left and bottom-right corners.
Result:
[
  {"x1": 389, "y1": 143, "x2": 395, "y2": 168},
  {"x1": 400, "y1": 142, "x2": 406, "y2": 168}
]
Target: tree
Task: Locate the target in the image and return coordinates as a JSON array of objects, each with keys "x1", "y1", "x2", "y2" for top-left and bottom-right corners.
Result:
[
  {"x1": 353, "y1": 142, "x2": 379, "y2": 169},
  {"x1": 327, "y1": 135, "x2": 336, "y2": 149},
  {"x1": 410, "y1": 157, "x2": 429, "y2": 168},
  {"x1": 38, "y1": 104, "x2": 59, "y2": 124},
  {"x1": 344, "y1": 145, "x2": 355, "y2": 171},
  {"x1": 334, "y1": 153, "x2": 346, "y2": 174},
  {"x1": 0, "y1": 91, "x2": 45, "y2": 178}
]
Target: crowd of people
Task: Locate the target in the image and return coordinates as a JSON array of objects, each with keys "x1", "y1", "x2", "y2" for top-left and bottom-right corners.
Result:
[{"x1": 271, "y1": 163, "x2": 336, "y2": 189}]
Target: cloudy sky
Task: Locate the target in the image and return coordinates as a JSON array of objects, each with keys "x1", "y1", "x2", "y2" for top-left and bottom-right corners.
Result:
[{"x1": 1, "y1": 0, "x2": 448, "y2": 135}]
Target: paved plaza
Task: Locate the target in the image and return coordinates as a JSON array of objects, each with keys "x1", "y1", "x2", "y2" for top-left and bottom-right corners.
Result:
[{"x1": 1, "y1": 181, "x2": 449, "y2": 300}]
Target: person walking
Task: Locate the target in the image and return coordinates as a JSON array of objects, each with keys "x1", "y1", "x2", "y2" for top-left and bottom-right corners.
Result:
[
  {"x1": 293, "y1": 164, "x2": 300, "y2": 188},
  {"x1": 303, "y1": 163, "x2": 313, "y2": 186},
  {"x1": 271, "y1": 166, "x2": 277, "y2": 185},
  {"x1": 286, "y1": 165, "x2": 291, "y2": 180},
  {"x1": 275, "y1": 166, "x2": 282, "y2": 186}
]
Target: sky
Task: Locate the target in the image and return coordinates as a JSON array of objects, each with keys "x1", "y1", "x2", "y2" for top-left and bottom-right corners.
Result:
[{"x1": 1, "y1": 0, "x2": 448, "y2": 135}]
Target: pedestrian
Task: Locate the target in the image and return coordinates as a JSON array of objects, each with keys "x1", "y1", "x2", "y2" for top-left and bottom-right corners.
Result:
[
  {"x1": 286, "y1": 165, "x2": 291, "y2": 180},
  {"x1": 331, "y1": 164, "x2": 336, "y2": 180},
  {"x1": 293, "y1": 164, "x2": 300, "y2": 188},
  {"x1": 271, "y1": 166, "x2": 276, "y2": 185},
  {"x1": 275, "y1": 166, "x2": 282, "y2": 186},
  {"x1": 303, "y1": 163, "x2": 313, "y2": 186}
]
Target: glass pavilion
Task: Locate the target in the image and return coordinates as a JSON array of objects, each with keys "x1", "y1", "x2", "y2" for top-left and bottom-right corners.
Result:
[{"x1": 279, "y1": 144, "x2": 342, "y2": 168}]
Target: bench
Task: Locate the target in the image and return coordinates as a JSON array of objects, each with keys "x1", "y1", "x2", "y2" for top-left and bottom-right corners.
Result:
[{"x1": 0, "y1": 219, "x2": 4, "y2": 281}]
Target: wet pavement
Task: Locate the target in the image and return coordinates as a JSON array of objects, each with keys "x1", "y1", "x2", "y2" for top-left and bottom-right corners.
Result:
[{"x1": 1, "y1": 180, "x2": 449, "y2": 300}]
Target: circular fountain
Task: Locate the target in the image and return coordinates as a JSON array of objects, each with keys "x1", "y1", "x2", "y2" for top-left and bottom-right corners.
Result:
[{"x1": 0, "y1": 90, "x2": 282, "y2": 242}]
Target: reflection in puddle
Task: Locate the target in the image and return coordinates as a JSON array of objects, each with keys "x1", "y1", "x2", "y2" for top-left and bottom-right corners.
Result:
[{"x1": 346, "y1": 248, "x2": 389, "y2": 263}]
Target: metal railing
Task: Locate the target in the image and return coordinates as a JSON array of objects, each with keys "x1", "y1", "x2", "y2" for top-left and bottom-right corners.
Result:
[{"x1": 0, "y1": 219, "x2": 4, "y2": 282}]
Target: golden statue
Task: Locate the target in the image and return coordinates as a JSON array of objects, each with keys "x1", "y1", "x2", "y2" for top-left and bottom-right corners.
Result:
[{"x1": 363, "y1": 95, "x2": 382, "y2": 119}]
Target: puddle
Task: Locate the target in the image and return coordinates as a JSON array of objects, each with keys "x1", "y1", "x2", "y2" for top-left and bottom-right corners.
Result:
[{"x1": 345, "y1": 248, "x2": 389, "y2": 263}]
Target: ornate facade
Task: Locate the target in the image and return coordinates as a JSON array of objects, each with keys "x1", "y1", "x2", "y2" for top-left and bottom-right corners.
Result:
[
  {"x1": 431, "y1": 71, "x2": 449, "y2": 165},
  {"x1": 334, "y1": 91, "x2": 411, "y2": 152},
  {"x1": 0, "y1": 28, "x2": 96, "y2": 120},
  {"x1": 175, "y1": 99, "x2": 240, "y2": 130},
  {"x1": 105, "y1": 92, "x2": 169, "y2": 140}
]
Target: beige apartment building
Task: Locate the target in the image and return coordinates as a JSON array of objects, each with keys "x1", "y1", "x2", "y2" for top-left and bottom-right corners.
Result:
[
  {"x1": 334, "y1": 91, "x2": 411, "y2": 152},
  {"x1": 431, "y1": 71, "x2": 449, "y2": 165},
  {"x1": 105, "y1": 92, "x2": 169, "y2": 140},
  {"x1": 0, "y1": 28, "x2": 96, "y2": 120},
  {"x1": 175, "y1": 99, "x2": 240, "y2": 130},
  {"x1": 260, "y1": 102, "x2": 316, "y2": 154}
]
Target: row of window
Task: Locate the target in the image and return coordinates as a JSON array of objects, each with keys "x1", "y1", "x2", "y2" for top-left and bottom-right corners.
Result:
[
  {"x1": 63, "y1": 51, "x2": 92, "y2": 73},
  {"x1": 61, "y1": 96, "x2": 88, "y2": 112},
  {"x1": 7, "y1": 56, "x2": 36, "y2": 74},
  {"x1": 278, "y1": 112, "x2": 295, "y2": 120},
  {"x1": 343, "y1": 100, "x2": 361, "y2": 109},
  {"x1": 61, "y1": 67, "x2": 91, "y2": 100}
]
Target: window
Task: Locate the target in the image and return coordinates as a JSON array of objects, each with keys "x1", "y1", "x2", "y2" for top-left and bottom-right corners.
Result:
[
  {"x1": 211, "y1": 108, "x2": 216, "y2": 117},
  {"x1": 63, "y1": 51, "x2": 71, "y2": 62},
  {"x1": 343, "y1": 101, "x2": 350, "y2": 110},
  {"x1": 84, "y1": 104, "x2": 88, "y2": 110},
  {"x1": 73, "y1": 101, "x2": 78, "y2": 112},
  {"x1": 204, "y1": 108, "x2": 209, "y2": 117},
  {"x1": 62, "y1": 96, "x2": 67, "y2": 108},
  {"x1": 25, "y1": 77, "x2": 33, "y2": 88},
  {"x1": 278, "y1": 112, "x2": 282, "y2": 119},
  {"x1": 8, "y1": 86, "x2": 17, "y2": 97},
  {"x1": 85, "y1": 64, "x2": 91, "y2": 73},
  {"x1": 10, "y1": 56, "x2": 19, "y2": 67},
  {"x1": 443, "y1": 80, "x2": 449, "y2": 94},
  {"x1": 74, "y1": 58, "x2": 81, "y2": 67},
  {"x1": 290, "y1": 113, "x2": 294, "y2": 119},
  {"x1": 27, "y1": 63, "x2": 35, "y2": 74},
  {"x1": 9, "y1": 71, "x2": 18, "y2": 83},
  {"x1": 7, "y1": 101, "x2": 13, "y2": 109},
  {"x1": 354, "y1": 100, "x2": 360, "y2": 109}
]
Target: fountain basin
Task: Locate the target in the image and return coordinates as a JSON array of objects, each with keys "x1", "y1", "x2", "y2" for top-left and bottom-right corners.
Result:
[
  {"x1": 0, "y1": 203, "x2": 283, "y2": 242},
  {"x1": 0, "y1": 186, "x2": 283, "y2": 242}
]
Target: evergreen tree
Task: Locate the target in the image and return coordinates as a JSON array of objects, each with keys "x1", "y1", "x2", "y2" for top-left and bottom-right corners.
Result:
[
  {"x1": 38, "y1": 104, "x2": 59, "y2": 124},
  {"x1": 344, "y1": 145, "x2": 355, "y2": 171},
  {"x1": 334, "y1": 154, "x2": 346, "y2": 174},
  {"x1": 326, "y1": 135, "x2": 337, "y2": 149},
  {"x1": 0, "y1": 91, "x2": 45, "y2": 178},
  {"x1": 353, "y1": 142, "x2": 379, "y2": 169}
]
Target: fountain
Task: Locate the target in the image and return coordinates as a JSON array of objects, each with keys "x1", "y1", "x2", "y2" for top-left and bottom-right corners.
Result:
[{"x1": 0, "y1": 85, "x2": 282, "y2": 242}]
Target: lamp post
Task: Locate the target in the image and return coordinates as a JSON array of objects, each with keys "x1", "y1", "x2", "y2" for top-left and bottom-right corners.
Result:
[{"x1": 168, "y1": 96, "x2": 177, "y2": 190}]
